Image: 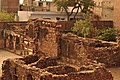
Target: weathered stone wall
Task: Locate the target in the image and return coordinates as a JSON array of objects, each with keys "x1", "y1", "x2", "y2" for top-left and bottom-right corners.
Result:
[
  {"x1": 0, "y1": 39, "x2": 4, "y2": 49},
  {"x1": 0, "y1": 21, "x2": 27, "y2": 49},
  {"x1": 0, "y1": 21, "x2": 27, "y2": 29},
  {"x1": 25, "y1": 19, "x2": 75, "y2": 57},
  {"x1": 59, "y1": 33, "x2": 90, "y2": 66},
  {"x1": 0, "y1": 29, "x2": 4, "y2": 48},
  {"x1": 2, "y1": 59, "x2": 41, "y2": 80},
  {"x1": 60, "y1": 33, "x2": 120, "y2": 67},
  {"x1": 25, "y1": 19, "x2": 119, "y2": 66},
  {"x1": 2, "y1": 54, "x2": 113, "y2": 80},
  {"x1": 37, "y1": 27, "x2": 60, "y2": 57},
  {"x1": 87, "y1": 45, "x2": 120, "y2": 66}
]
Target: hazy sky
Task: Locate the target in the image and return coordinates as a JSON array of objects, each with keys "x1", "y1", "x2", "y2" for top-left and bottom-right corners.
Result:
[{"x1": 20, "y1": 0, "x2": 53, "y2": 4}]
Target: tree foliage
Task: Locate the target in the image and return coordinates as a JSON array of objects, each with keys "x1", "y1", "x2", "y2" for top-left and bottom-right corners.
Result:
[
  {"x1": 54, "y1": 0, "x2": 95, "y2": 21},
  {"x1": 72, "y1": 13, "x2": 117, "y2": 41},
  {"x1": 81, "y1": 0, "x2": 95, "y2": 13},
  {"x1": 0, "y1": 11, "x2": 14, "y2": 22},
  {"x1": 72, "y1": 13, "x2": 93, "y2": 38}
]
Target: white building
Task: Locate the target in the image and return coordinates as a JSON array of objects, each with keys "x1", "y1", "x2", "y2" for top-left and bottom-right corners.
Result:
[
  {"x1": 18, "y1": 11, "x2": 82, "y2": 21},
  {"x1": 93, "y1": 0, "x2": 114, "y2": 21}
]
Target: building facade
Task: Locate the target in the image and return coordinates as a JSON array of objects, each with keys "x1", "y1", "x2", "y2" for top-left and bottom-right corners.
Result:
[
  {"x1": 102, "y1": 0, "x2": 114, "y2": 21},
  {"x1": 23, "y1": 0, "x2": 33, "y2": 6},
  {"x1": 93, "y1": 0, "x2": 120, "y2": 29},
  {"x1": 93, "y1": 0, "x2": 114, "y2": 21},
  {"x1": 93, "y1": 0, "x2": 103, "y2": 19},
  {"x1": 18, "y1": 11, "x2": 82, "y2": 21},
  {"x1": 0, "y1": 0, "x2": 19, "y2": 13},
  {"x1": 19, "y1": 0, "x2": 82, "y2": 21},
  {"x1": 114, "y1": 0, "x2": 120, "y2": 28},
  {"x1": 22, "y1": 0, "x2": 56, "y2": 11}
]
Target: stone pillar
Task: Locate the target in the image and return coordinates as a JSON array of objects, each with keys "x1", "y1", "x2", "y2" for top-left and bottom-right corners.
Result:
[
  {"x1": 20, "y1": 36, "x2": 23, "y2": 50},
  {"x1": 6, "y1": 38, "x2": 9, "y2": 49},
  {"x1": 13, "y1": 36, "x2": 16, "y2": 52}
]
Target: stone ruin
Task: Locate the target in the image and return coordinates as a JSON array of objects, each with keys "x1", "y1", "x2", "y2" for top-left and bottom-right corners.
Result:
[
  {"x1": 60, "y1": 33, "x2": 120, "y2": 67},
  {"x1": 2, "y1": 53, "x2": 113, "y2": 80},
  {"x1": 1, "y1": 19, "x2": 116, "y2": 80}
]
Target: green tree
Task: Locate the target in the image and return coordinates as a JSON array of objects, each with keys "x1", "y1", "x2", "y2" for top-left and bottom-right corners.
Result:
[
  {"x1": 81, "y1": 0, "x2": 95, "y2": 13},
  {"x1": 0, "y1": 11, "x2": 14, "y2": 22},
  {"x1": 72, "y1": 13, "x2": 93, "y2": 38},
  {"x1": 54, "y1": 0, "x2": 95, "y2": 21}
]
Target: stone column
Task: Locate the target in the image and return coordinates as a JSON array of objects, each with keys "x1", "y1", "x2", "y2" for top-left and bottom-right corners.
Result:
[
  {"x1": 13, "y1": 36, "x2": 16, "y2": 52},
  {"x1": 20, "y1": 36, "x2": 23, "y2": 50}
]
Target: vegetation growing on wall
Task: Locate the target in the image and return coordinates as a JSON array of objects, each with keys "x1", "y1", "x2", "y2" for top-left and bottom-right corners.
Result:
[
  {"x1": 96, "y1": 28, "x2": 117, "y2": 42},
  {"x1": 0, "y1": 11, "x2": 14, "y2": 22}
]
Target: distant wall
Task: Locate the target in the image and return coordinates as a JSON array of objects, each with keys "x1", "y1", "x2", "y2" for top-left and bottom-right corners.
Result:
[
  {"x1": 92, "y1": 21, "x2": 113, "y2": 29},
  {"x1": 0, "y1": 21, "x2": 27, "y2": 29}
]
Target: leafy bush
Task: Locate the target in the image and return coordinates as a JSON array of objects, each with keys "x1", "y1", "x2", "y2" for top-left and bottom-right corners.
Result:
[
  {"x1": 72, "y1": 13, "x2": 93, "y2": 38},
  {"x1": 0, "y1": 11, "x2": 14, "y2": 22},
  {"x1": 96, "y1": 28, "x2": 117, "y2": 41}
]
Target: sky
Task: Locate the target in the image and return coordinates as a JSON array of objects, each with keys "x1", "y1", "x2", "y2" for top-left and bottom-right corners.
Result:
[{"x1": 20, "y1": 0, "x2": 53, "y2": 4}]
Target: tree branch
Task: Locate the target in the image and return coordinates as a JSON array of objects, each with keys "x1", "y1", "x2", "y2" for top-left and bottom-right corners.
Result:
[{"x1": 74, "y1": 7, "x2": 80, "y2": 20}]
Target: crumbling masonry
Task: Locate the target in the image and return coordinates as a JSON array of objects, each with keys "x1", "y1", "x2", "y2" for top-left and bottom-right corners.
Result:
[{"x1": 2, "y1": 19, "x2": 116, "y2": 80}]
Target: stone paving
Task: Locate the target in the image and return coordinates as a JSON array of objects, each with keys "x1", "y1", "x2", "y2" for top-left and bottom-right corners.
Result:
[
  {"x1": 109, "y1": 68, "x2": 120, "y2": 80},
  {"x1": 0, "y1": 50, "x2": 21, "y2": 77}
]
